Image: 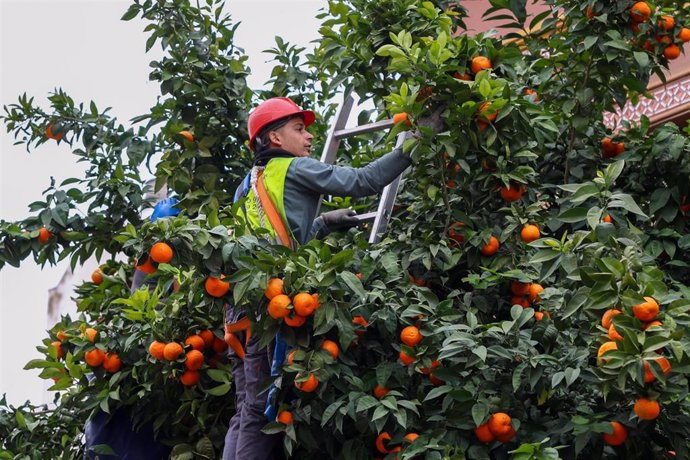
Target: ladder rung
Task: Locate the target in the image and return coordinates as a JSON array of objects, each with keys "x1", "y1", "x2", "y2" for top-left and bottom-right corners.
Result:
[
  {"x1": 334, "y1": 119, "x2": 395, "y2": 140},
  {"x1": 353, "y1": 211, "x2": 377, "y2": 222}
]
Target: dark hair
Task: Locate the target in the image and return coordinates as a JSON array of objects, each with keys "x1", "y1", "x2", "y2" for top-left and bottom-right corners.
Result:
[{"x1": 254, "y1": 114, "x2": 302, "y2": 153}]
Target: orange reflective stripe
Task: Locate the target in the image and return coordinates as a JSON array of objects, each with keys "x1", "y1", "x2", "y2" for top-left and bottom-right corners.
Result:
[{"x1": 256, "y1": 171, "x2": 293, "y2": 249}]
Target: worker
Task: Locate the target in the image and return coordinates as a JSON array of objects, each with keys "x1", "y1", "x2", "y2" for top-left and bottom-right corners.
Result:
[{"x1": 222, "y1": 97, "x2": 442, "y2": 460}]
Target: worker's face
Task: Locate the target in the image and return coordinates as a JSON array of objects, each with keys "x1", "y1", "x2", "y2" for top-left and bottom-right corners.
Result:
[{"x1": 268, "y1": 117, "x2": 313, "y2": 157}]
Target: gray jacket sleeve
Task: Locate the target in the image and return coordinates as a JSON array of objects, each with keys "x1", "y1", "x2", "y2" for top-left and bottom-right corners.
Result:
[{"x1": 289, "y1": 148, "x2": 412, "y2": 197}]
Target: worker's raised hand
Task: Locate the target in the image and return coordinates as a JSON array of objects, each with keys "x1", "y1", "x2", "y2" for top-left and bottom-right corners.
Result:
[
  {"x1": 321, "y1": 208, "x2": 359, "y2": 230},
  {"x1": 151, "y1": 197, "x2": 181, "y2": 222},
  {"x1": 415, "y1": 104, "x2": 446, "y2": 135}
]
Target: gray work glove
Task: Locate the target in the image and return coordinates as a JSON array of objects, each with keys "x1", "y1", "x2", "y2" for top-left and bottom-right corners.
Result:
[
  {"x1": 416, "y1": 104, "x2": 446, "y2": 135},
  {"x1": 321, "y1": 208, "x2": 359, "y2": 231}
]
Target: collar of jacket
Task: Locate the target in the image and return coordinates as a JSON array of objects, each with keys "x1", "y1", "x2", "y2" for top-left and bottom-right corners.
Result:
[{"x1": 253, "y1": 148, "x2": 295, "y2": 167}]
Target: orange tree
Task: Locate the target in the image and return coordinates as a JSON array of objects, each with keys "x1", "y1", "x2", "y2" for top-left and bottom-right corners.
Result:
[{"x1": 2, "y1": 0, "x2": 690, "y2": 459}]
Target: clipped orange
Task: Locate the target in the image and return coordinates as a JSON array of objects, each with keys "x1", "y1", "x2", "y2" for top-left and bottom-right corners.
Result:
[
  {"x1": 268, "y1": 294, "x2": 292, "y2": 319},
  {"x1": 643, "y1": 356, "x2": 671, "y2": 383},
  {"x1": 520, "y1": 224, "x2": 540, "y2": 243},
  {"x1": 496, "y1": 427, "x2": 516, "y2": 443},
  {"x1": 477, "y1": 101, "x2": 497, "y2": 123},
  {"x1": 487, "y1": 412, "x2": 512, "y2": 437},
  {"x1": 373, "y1": 384, "x2": 390, "y2": 399},
  {"x1": 91, "y1": 270, "x2": 104, "y2": 285},
  {"x1": 286, "y1": 350, "x2": 298, "y2": 365},
  {"x1": 45, "y1": 123, "x2": 64, "y2": 141},
  {"x1": 528, "y1": 283, "x2": 544, "y2": 302},
  {"x1": 163, "y1": 342, "x2": 184, "y2": 361},
  {"x1": 658, "y1": 15, "x2": 675, "y2": 31},
  {"x1": 404, "y1": 433, "x2": 419, "y2": 443},
  {"x1": 481, "y1": 236, "x2": 500, "y2": 257},
  {"x1": 447, "y1": 221, "x2": 465, "y2": 244},
  {"x1": 150, "y1": 242, "x2": 173, "y2": 264},
  {"x1": 185, "y1": 335, "x2": 205, "y2": 351},
  {"x1": 603, "y1": 421, "x2": 628, "y2": 446},
  {"x1": 56, "y1": 330, "x2": 67, "y2": 341},
  {"x1": 375, "y1": 432, "x2": 393, "y2": 454},
  {"x1": 84, "y1": 327, "x2": 98, "y2": 343},
  {"x1": 399, "y1": 350, "x2": 415, "y2": 366},
  {"x1": 352, "y1": 315, "x2": 369, "y2": 336},
  {"x1": 178, "y1": 130, "x2": 195, "y2": 142},
  {"x1": 400, "y1": 325, "x2": 423, "y2": 347},
  {"x1": 602, "y1": 214, "x2": 613, "y2": 223},
  {"x1": 392, "y1": 112, "x2": 412, "y2": 126},
  {"x1": 632, "y1": 296, "x2": 659, "y2": 322},
  {"x1": 212, "y1": 336, "x2": 228, "y2": 354},
  {"x1": 284, "y1": 313, "x2": 307, "y2": 327},
  {"x1": 664, "y1": 44, "x2": 681, "y2": 60},
  {"x1": 500, "y1": 184, "x2": 525, "y2": 202},
  {"x1": 294, "y1": 373, "x2": 319, "y2": 392},
  {"x1": 678, "y1": 27, "x2": 690, "y2": 43},
  {"x1": 608, "y1": 324, "x2": 624, "y2": 341},
  {"x1": 277, "y1": 410, "x2": 293, "y2": 425},
  {"x1": 321, "y1": 340, "x2": 339, "y2": 360},
  {"x1": 264, "y1": 278, "x2": 284, "y2": 300},
  {"x1": 38, "y1": 227, "x2": 53, "y2": 244},
  {"x1": 103, "y1": 352, "x2": 122, "y2": 373},
  {"x1": 512, "y1": 295, "x2": 530, "y2": 308},
  {"x1": 180, "y1": 369, "x2": 200, "y2": 386},
  {"x1": 185, "y1": 349, "x2": 204, "y2": 370},
  {"x1": 534, "y1": 311, "x2": 551, "y2": 321},
  {"x1": 136, "y1": 256, "x2": 157, "y2": 274},
  {"x1": 85, "y1": 348, "x2": 105, "y2": 367},
  {"x1": 471, "y1": 56, "x2": 492, "y2": 73},
  {"x1": 511, "y1": 281, "x2": 530, "y2": 296},
  {"x1": 630, "y1": 2, "x2": 651, "y2": 23},
  {"x1": 601, "y1": 309, "x2": 622, "y2": 329},
  {"x1": 51, "y1": 341, "x2": 64, "y2": 360},
  {"x1": 205, "y1": 276, "x2": 230, "y2": 298},
  {"x1": 474, "y1": 423, "x2": 495, "y2": 443},
  {"x1": 634, "y1": 398, "x2": 660, "y2": 420},
  {"x1": 597, "y1": 341, "x2": 618, "y2": 364},
  {"x1": 453, "y1": 71, "x2": 472, "y2": 81},
  {"x1": 148, "y1": 341, "x2": 166, "y2": 360},
  {"x1": 642, "y1": 320, "x2": 663, "y2": 331},
  {"x1": 199, "y1": 330, "x2": 215, "y2": 348},
  {"x1": 293, "y1": 292, "x2": 317, "y2": 317}
]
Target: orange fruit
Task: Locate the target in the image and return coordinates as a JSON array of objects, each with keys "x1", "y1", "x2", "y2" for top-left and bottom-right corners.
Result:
[
  {"x1": 634, "y1": 398, "x2": 660, "y2": 420},
  {"x1": 453, "y1": 72, "x2": 472, "y2": 80},
  {"x1": 658, "y1": 15, "x2": 675, "y2": 30},
  {"x1": 163, "y1": 342, "x2": 184, "y2": 361},
  {"x1": 528, "y1": 283, "x2": 544, "y2": 302},
  {"x1": 630, "y1": 2, "x2": 651, "y2": 23},
  {"x1": 404, "y1": 433, "x2": 419, "y2": 443},
  {"x1": 268, "y1": 294, "x2": 292, "y2": 319},
  {"x1": 293, "y1": 292, "x2": 317, "y2": 317},
  {"x1": 373, "y1": 384, "x2": 390, "y2": 399},
  {"x1": 632, "y1": 296, "x2": 659, "y2": 322},
  {"x1": 608, "y1": 324, "x2": 624, "y2": 341},
  {"x1": 656, "y1": 34, "x2": 673, "y2": 45},
  {"x1": 84, "y1": 327, "x2": 97, "y2": 343},
  {"x1": 185, "y1": 335, "x2": 205, "y2": 351},
  {"x1": 199, "y1": 330, "x2": 215, "y2": 348},
  {"x1": 643, "y1": 356, "x2": 671, "y2": 383},
  {"x1": 103, "y1": 352, "x2": 122, "y2": 373},
  {"x1": 321, "y1": 340, "x2": 339, "y2": 360},
  {"x1": 178, "y1": 130, "x2": 195, "y2": 142},
  {"x1": 136, "y1": 257, "x2": 157, "y2": 274},
  {"x1": 150, "y1": 242, "x2": 173, "y2": 264},
  {"x1": 534, "y1": 311, "x2": 549, "y2": 321},
  {"x1": 603, "y1": 421, "x2": 627, "y2": 446},
  {"x1": 392, "y1": 112, "x2": 412, "y2": 126},
  {"x1": 420, "y1": 360, "x2": 441, "y2": 374},
  {"x1": 602, "y1": 214, "x2": 613, "y2": 223},
  {"x1": 212, "y1": 337, "x2": 228, "y2": 353},
  {"x1": 512, "y1": 295, "x2": 530, "y2": 308},
  {"x1": 284, "y1": 313, "x2": 307, "y2": 327},
  {"x1": 375, "y1": 432, "x2": 393, "y2": 454},
  {"x1": 56, "y1": 330, "x2": 67, "y2": 341},
  {"x1": 500, "y1": 184, "x2": 525, "y2": 202},
  {"x1": 85, "y1": 348, "x2": 105, "y2": 367},
  {"x1": 520, "y1": 224, "x2": 540, "y2": 243},
  {"x1": 447, "y1": 221, "x2": 465, "y2": 244},
  {"x1": 51, "y1": 341, "x2": 64, "y2": 360},
  {"x1": 597, "y1": 341, "x2": 618, "y2": 364},
  {"x1": 38, "y1": 227, "x2": 53, "y2": 244},
  {"x1": 481, "y1": 236, "x2": 500, "y2": 257},
  {"x1": 523, "y1": 88, "x2": 539, "y2": 101},
  {"x1": 400, "y1": 326, "x2": 423, "y2": 347},
  {"x1": 352, "y1": 315, "x2": 369, "y2": 336},
  {"x1": 471, "y1": 56, "x2": 492, "y2": 73},
  {"x1": 277, "y1": 410, "x2": 293, "y2": 425},
  {"x1": 496, "y1": 427, "x2": 516, "y2": 443},
  {"x1": 601, "y1": 309, "x2": 622, "y2": 329},
  {"x1": 677, "y1": 27, "x2": 690, "y2": 42},
  {"x1": 474, "y1": 423, "x2": 495, "y2": 443},
  {"x1": 45, "y1": 123, "x2": 64, "y2": 141},
  {"x1": 511, "y1": 281, "x2": 530, "y2": 296},
  {"x1": 487, "y1": 412, "x2": 512, "y2": 437},
  {"x1": 477, "y1": 102, "x2": 497, "y2": 123},
  {"x1": 148, "y1": 341, "x2": 166, "y2": 360},
  {"x1": 681, "y1": 196, "x2": 690, "y2": 214},
  {"x1": 185, "y1": 349, "x2": 204, "y2": 370},
  {"x1": 180, "y1": 369, "x2": 200, "y2": 386},
  {"x1": 642, "y1": 320, "x2": 663, "y2": 330},
  {"x1": 664, "y1": 44, "x2": 681, "y2": 60},
  {"x1": 264, "y1": 278, "x2": 284, "y2": 300},
  {"x1": 294, "y1": 373, "x2": 319, "y2": 392},
  {"x1": 601, "y1": 137, "x2": 624, "y2": 158},
  {"x1": 429, "y1": 373, "x2": 444, "y2": 386},
  {"x1": 91, "y1": 270, "x2": 104, "y2": 285},
  {"x1": 399, "y1": 350, "x2": 415, "y2": 366},
  {"x1": 205, "y1": 276, "x2": 230, "y2": 298},
  {"x1": 286, "y1": 350, "x2": 298, "y2": 365}
]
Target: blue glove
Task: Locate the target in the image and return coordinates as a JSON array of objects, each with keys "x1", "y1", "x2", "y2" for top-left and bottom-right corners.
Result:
[
  {"x1": 264, "y1": 333, "x2": 290, "y2": 421},
  {"x1": 150, "y1": 198, "x2": 181, "y2": 222}
]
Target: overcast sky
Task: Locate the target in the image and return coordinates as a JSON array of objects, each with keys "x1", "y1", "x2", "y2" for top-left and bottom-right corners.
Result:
[{"x1": 0, "y1": 0, "x2": 323, "y2": 406}]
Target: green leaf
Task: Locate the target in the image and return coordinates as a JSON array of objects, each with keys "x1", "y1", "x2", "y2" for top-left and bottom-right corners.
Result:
[
  {"x1": 340, "y1": 271, "x2": 366, "y2": 301},
  {"x1": 471, "y1": 401, "x2": 489, "y2": 427},
  {"x1": 205, "y1": 383, "x2": 231, "y2": 396},
  {"x1": 609, "y1": 193, "x2": 648, "y2": 218},
  {"x1": 557, "y1": 207, "x2": 588, "y2": 223}
]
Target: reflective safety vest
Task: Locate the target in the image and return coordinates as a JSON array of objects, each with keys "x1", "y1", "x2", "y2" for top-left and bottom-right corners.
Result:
[{"x1": 235, "y1": 157, "x2": 297, "y2": 248}]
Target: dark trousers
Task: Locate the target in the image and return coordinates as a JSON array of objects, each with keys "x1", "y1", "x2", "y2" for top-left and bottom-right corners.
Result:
[{"x1": 222, "y1": 315, "x2": 280, "y2": 459}]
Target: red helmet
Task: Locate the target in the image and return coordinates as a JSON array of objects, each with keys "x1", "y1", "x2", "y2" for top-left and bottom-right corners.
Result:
[{"x1": 247, "y1": 97, "x2": 316, "y2": 150}]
